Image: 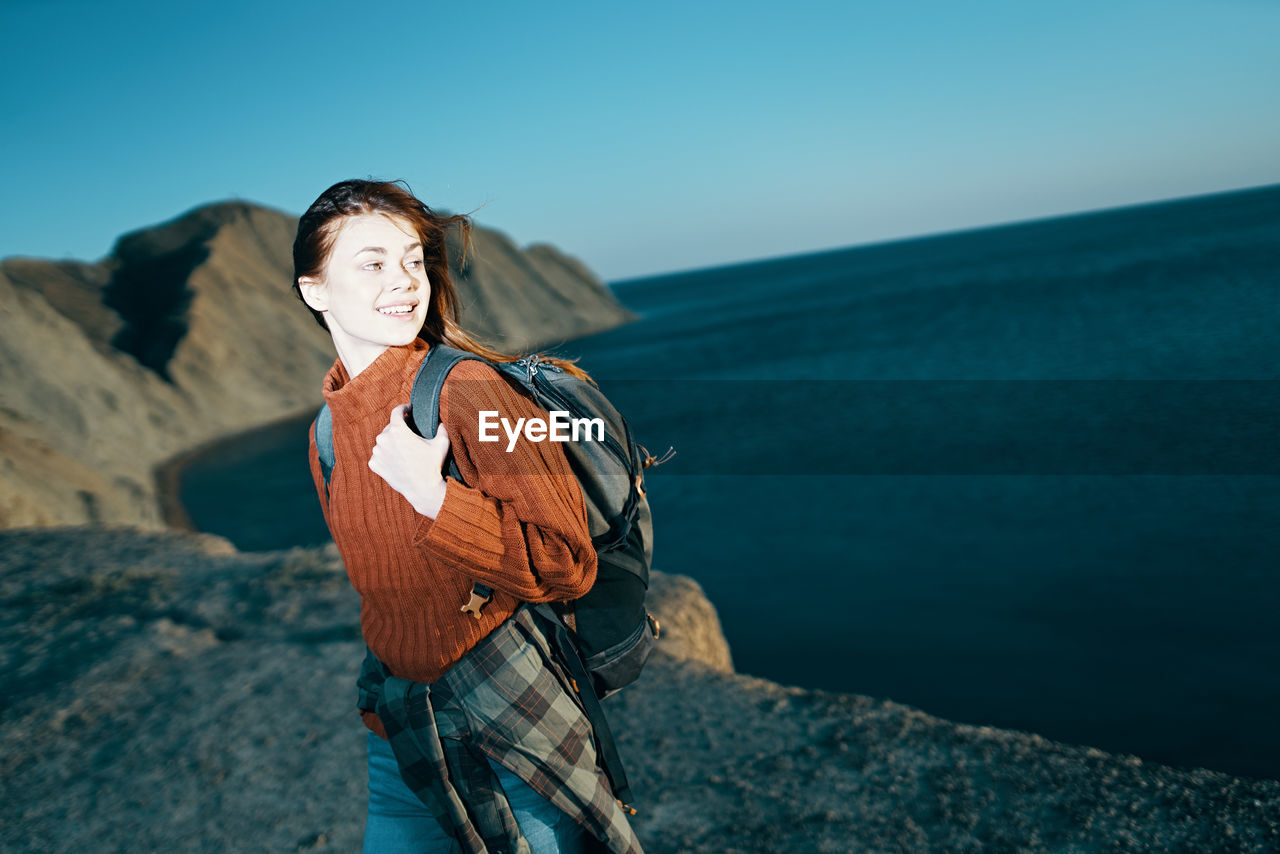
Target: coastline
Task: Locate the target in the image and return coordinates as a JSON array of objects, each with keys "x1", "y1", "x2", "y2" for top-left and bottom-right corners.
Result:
[
  {"x1": 152, "y1": 444, "x2": 203, "y2": 532},
  {"x1": 151, "y1": 405, "x2": 323, "y2": 536}
]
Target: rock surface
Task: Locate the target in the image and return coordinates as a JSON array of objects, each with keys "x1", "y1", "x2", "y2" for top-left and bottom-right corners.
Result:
[
  {"x1": 1, "y1": 527, "x2": 1276, "y2": 853},
  {"x1": 0, "y1": 202, "x2": 634, "y2": 530}
]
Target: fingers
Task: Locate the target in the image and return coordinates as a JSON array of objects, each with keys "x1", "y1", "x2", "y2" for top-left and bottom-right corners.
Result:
[
  {"x1": 367, "y1": 408, "x2": 451, "y2": 498},
  {"x1": 417, "y1": 421, "x2": 449, "y2": 452},
  {"x1": 376, "y1": 404, "x2": 449, "y2": 452},
  {"x1": 385, "y1": 404, "x2": 447, "y2": 441},
  {"x1": 388, "y1": 403, "x2": 410, "y2": 430}
]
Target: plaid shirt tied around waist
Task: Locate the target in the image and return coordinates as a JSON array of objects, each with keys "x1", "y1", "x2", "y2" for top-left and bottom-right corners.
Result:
[{"x1": 356, "y1": 604, "x2": 645, "y2": 854}]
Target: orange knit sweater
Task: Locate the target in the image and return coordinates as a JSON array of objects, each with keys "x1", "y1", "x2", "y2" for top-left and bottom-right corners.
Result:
[{"x1": 307, "y1": 338, "x2": 598, "y2": 739}]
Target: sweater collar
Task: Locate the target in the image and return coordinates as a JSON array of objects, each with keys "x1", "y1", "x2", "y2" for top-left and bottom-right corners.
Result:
[{"x1": 321, "y1": 338, "x2": 430, "y2": 417}]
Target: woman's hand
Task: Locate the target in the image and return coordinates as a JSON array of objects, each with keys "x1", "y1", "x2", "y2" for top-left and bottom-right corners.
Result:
[{"x1": 368, "y1": 404, "x2": 450, "y2": 519}]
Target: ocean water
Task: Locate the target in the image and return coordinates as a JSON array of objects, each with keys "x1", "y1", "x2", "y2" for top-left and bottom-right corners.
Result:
[{"x1": 179, "y1": 185, "x2": 1280, "y2": 780}]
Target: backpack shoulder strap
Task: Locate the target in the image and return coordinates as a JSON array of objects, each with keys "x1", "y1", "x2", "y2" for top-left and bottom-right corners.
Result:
[
  {"x1": 314, "y1": 342, "x2": 476, "y2": 497},
  {"x1": 315, "y1": 403, "x2": 334, "y2": 501},
  {"x1": 408, "y1": 342, "x2": 490, "y2": 444},
  {"x1": 409, "y1": 343, "x2": 507, "y2": 615}
]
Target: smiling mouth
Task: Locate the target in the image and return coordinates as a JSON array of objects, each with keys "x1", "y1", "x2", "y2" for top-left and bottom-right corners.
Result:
[{"x1": 377, "y1": 303, "x2": 417, "y2": 316}]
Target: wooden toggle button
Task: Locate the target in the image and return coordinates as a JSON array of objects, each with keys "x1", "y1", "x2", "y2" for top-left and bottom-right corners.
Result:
[{"x1": 460, "y1": 589, "x2": 490, "y2": 619}]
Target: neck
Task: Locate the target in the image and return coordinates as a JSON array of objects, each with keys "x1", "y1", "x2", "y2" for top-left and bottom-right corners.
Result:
[{"x1": 331, "y1": 334, "x2": 390, "y2": 380}]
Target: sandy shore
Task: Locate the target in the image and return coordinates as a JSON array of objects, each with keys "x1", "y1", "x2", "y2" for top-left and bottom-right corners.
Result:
[{"x1": 150, "y1": 408, "x2": 322, "y2": 534}]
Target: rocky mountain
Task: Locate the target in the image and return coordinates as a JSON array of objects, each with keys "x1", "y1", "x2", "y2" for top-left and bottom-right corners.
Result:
[{"x1": 0, "y1": 201, "x2": 634, "y2": 529}]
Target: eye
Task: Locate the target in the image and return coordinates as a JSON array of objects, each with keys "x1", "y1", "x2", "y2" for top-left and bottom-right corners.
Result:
[
  {"x1": 406, "y1": 258, "x2": 425, "y2": 269},
  {"x1": 363, "y1": 261, "x2": 382, "y2": 271}
]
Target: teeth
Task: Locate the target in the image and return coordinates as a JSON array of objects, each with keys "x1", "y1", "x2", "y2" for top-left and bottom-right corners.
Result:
[{"x1": 378, "y1": 305, "x2": 414, "y2": 315}]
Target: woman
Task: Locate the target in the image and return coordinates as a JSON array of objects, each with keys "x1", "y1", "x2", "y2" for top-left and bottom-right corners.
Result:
[{"x1": 292, "y1": 179, "x2": 644, "y2": 854}]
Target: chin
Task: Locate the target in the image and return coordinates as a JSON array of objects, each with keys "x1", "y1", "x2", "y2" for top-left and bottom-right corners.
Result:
[{"x1": 389, "y1": 329, "x2": 422, "y2": 346}]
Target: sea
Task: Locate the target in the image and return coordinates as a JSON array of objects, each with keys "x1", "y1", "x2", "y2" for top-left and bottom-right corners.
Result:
[{"x1": 178, "y1": 184, "x2": 1280, "y2": 781}]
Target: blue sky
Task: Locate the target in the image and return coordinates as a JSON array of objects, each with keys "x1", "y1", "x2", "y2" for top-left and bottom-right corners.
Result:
[{"x1": 2, "y1": 0, "x2": 1277, "y2": 280}]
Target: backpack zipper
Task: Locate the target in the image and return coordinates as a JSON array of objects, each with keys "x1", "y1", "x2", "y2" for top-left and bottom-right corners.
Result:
[
  {"x1": 534, "y1": 377, "x2": 633, "y2": 468},
  {"x1": 507, "y1": 360, "x2": 634, "y2": 468}
]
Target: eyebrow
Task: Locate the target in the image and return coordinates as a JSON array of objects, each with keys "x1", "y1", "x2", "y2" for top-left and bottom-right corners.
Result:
[{"x1": 355, "y1": 241, "x2": 423, "y2": 256}]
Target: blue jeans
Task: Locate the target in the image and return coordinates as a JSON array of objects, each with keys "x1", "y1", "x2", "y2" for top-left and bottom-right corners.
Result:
[{"x1": 363, "y1": 729, "x2": 586, "y2": 853}]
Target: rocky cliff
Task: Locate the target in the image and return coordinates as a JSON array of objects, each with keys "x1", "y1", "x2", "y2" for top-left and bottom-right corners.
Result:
[
  {"x1": 1, "y1": 527, "x2": 1275, "y2": 852},
  {"x1": 0, "y1": 202, "x2": 634, "y2": 529}
]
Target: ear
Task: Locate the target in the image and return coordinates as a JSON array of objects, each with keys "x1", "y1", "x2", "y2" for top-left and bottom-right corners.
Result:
[{"x1": 297, "y1": 276, "x2": 328, "y2": 313}]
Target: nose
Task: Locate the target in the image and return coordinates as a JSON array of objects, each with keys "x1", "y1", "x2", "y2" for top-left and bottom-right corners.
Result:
[{"x1": 388, "y1": 265, "x2": 416, "y2": 291}]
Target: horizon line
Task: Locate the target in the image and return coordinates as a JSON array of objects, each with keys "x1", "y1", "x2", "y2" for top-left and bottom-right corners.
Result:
[{"x1": 607, "y1": 179, "x2": 1280, "y2": 287}]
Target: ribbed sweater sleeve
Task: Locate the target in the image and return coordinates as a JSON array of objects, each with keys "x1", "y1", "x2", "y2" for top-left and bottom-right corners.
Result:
[{"x1": 412, "y1": 359, "x2": 598, "y2": 603}]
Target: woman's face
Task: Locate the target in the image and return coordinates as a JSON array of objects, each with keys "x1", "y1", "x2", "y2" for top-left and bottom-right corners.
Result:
[{"x1": 299, "y1": 213, "x2": 430, "y2": 368}]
